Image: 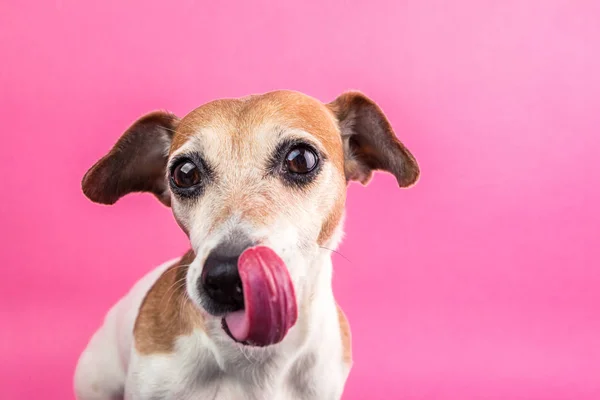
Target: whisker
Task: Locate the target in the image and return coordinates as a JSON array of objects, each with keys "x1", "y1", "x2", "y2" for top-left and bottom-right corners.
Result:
[
  {"x1": 155, "y1": 118, "x2": 201, "y2": 140},
  {"x1": 239, "y1": 342, "x2": 256, "y2": 365},
  {"x1": 159, "y1": 275, "x2": 188, "y2": 304},
  {"x1": 178, "y1": 293, "x2": 192, "y2": 329},
  {"x1": 160, "y1": 126, "x2": 178, "y2": 134},
  {"x1": 156, "y1": 264, "x2": 193, "y2": 318},
  {"x1": 158, "y1": 280, "x2": 188, "y2": 320},
  {"x1": 319, "y1": 246, "x2": 352, "y2": 263}
]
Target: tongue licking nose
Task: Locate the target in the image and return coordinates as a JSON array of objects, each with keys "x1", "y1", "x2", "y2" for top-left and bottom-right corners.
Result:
[{"x1": 223, "y1": 246, "x2": 298, "y2": 346}]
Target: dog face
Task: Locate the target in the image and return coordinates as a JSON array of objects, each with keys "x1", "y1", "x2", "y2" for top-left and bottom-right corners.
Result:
[{"x1": 82, "y1": 90, "x2": 419, "y2": 344}]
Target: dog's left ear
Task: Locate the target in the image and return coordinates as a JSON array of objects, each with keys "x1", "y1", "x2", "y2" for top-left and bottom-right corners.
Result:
[
  {"x1": 81, "y1": 111, "x2": 179, "y2": 207},
  {"x1": 328, "y1": 91, "x2": 419, "y2": 187}
]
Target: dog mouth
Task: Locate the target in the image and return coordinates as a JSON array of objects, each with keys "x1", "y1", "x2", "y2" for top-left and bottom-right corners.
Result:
[
  {"x1": 221, "y1": 318, "x2": 249, "y2": 345},
  {"x1": 220, "y1": 246, "x2": 298, "y2": 347}
]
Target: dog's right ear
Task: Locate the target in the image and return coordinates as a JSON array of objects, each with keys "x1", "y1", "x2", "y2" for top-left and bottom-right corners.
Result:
[{"x1": 82, "y1": 111, "x2": 179, "y2": 207}]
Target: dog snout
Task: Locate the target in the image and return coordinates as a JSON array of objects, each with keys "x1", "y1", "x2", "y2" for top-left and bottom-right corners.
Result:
[{"x1": 199, "y1": 238, "x2": 252, "y2": 314}]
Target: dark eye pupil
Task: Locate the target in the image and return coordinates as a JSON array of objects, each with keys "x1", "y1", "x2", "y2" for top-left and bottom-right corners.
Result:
[
  {"x1": 173, "y1": 161, "x2": 200, "y2": 188},
  {"x1": 286, "y1": 147, "x2": 317, "y2": 174}
]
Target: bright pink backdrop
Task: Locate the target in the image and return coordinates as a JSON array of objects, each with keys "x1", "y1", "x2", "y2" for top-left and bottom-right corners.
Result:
[{"x1": 1, "y1": 1, "x2": 599, "y2": 399}]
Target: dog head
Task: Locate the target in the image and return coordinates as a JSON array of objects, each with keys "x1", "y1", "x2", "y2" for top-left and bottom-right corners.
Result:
[{"x1": 82, "y1": 90, "x2": 419, "y2": 346}]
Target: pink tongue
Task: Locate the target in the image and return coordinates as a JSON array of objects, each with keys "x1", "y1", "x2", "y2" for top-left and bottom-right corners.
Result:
[{"x1": 224, "y1": 246, "x2": 297, "y2": 346}]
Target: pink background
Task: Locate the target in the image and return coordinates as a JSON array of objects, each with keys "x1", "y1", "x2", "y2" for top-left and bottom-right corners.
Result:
[{"x1": 1, "y1": 1, "x2": 599, "y2": 399}]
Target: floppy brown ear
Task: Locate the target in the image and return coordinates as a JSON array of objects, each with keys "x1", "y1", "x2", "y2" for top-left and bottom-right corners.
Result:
[
  {"x1": 81, "y1": 111, "x2": 179, "y2": 206},
  {"x1": 327, "y1": 91, "x2": 419, "y2": 187}
]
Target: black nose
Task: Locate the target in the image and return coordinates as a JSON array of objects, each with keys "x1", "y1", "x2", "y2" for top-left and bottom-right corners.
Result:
[{"x1": 200, "y1": 243, "x2": 246, "y2": 312}]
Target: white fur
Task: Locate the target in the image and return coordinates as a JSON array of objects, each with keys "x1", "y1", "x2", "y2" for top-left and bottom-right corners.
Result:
[
  {"x1": 74, "y1": 253, "x2": 348, "y2": 400},
  {"x1": 74, "y1": 259, "x2": 178, "y2": 400}
]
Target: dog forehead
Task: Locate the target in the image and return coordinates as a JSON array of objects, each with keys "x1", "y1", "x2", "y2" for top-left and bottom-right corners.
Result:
[{"x1": 170, "y1": 91, "x2": 343, "y2": 168}]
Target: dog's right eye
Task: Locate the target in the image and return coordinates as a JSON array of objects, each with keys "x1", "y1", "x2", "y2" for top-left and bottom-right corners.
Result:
[{"x1": 172, "y1": 160, "x2": 201, "y2": 189}]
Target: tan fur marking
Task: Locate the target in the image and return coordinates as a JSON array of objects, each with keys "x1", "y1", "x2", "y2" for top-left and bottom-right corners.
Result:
[
  {"x1": 169, "y1": 91, "x2": 345, "y2": 174},
  {"x1": 134, "y1": 251, "x2": 203, "y2": 354},
  {"x1": 170, "y1": 99, "x2": 245, "y2": 153},
  {"x1": 168, "y1": 90, "x2": 349, "y2": 231},
  {"x1": 337, "y1": 304, "x2": 352, "y2": 365},
  {"x1": 258, "y1": 91, "x2": 345, "y2": 172}
]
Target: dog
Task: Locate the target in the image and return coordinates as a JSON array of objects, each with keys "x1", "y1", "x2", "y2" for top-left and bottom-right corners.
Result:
[{"x1": 73, "y1": 90, "x2": 419, "y2": 400}]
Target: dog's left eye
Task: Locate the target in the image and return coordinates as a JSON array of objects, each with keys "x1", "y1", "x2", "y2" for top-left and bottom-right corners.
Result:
[{"x1": 285, "y1": 146, "x2": 319, "y2": 174}]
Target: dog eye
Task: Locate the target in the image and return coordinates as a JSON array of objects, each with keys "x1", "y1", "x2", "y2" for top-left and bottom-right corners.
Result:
[
  {"x1": 172, "y1": 160, "x2": 201, "y2": 188},
  {"x1": 285, "y1": 146, "x2": 318, "y2": 174}
]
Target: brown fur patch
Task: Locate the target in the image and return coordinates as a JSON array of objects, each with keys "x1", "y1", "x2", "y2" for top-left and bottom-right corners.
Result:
[
  {"x1": 133, "y1": 251, "x2": 203, "y2": 354},
  {"x1": 337, "y1": 304, "x2": 352, "y2": 365}
]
